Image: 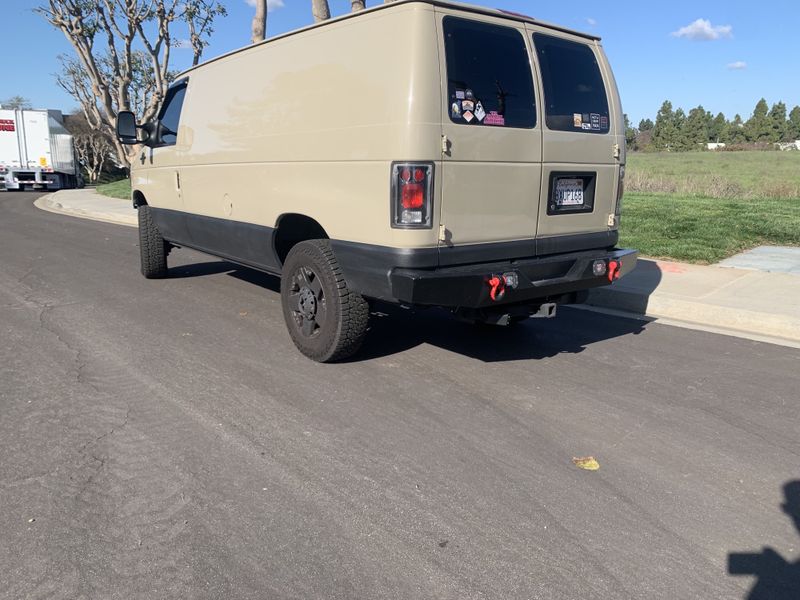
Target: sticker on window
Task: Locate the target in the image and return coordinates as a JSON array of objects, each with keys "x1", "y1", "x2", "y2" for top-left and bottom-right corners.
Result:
[
  {"x1": 451, "y1": 102, "x2": 461, "y2": 117},
  {"x1": 463, "y1": 110, "x2": 475, "y2": 123},
  {"x1": 590, "y1": 113, "x2": 601, "y2": 130},
  {"x1": 484, "y1": 111, "x2": 505, "y2": 126},
  {"x1": 455, "y1": 90, "x2": 465, "y2": 100},
  {"x1": 573, "y1": 113, "x2": 582, "y2": 128},
  {"x1": 475, "y1": 101, "x2": 486, "y2": 122},
  {"x1": 461, "y1": 100, "x2": 475, "y2": 112}
]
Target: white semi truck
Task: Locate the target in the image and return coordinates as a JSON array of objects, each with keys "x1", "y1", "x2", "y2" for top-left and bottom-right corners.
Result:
[{"x1": 0, "y1": 108, "x2": 83, "y2": 191}]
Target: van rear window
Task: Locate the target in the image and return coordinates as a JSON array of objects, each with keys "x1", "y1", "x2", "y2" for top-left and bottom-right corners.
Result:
[
  {"x1": 443, "y1": 17, "x2": 536, "y2": 129},
  {"x1": 534, "y1": 34, "x2": 610, "y2": 134}
]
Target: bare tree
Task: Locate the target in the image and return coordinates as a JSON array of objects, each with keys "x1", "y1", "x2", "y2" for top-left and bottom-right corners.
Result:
[
  {"x1": 1, "y1": 96, "x2": 32, "y2": 110},
  {"x1": 251, "y1": 0, "x2": 267, "y2": 43},
  {"x1": 350, "y1": 0, "x2": 366, "y2": 10},
  {"x1": 187, "y1": 1, "x2": 228, "y2": 66},
  {"x1": 36, "y1": 0, "x2": 225, "y2": 168},
  {"x1": 312, "y1": 0, "x2": 330, "y2": 22},
  {"x1": 65, "y1": 113, "x2": 116, "y2": 183}
]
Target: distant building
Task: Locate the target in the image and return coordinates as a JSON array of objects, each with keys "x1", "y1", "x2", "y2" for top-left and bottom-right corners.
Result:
[{"x1": 776, "y1": 140, "x2": 800, "y2": 151}]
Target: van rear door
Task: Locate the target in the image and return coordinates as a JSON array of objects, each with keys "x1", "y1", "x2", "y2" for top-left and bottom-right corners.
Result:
[
  {"x1": 435, "y1": 11, "x2": 542, "y2": 265},
  {"x1": 528, "y1": 29, "x2": 621, "y2": 250}
]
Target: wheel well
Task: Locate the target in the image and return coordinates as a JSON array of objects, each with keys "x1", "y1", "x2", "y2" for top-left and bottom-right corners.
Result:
[
  {"x1": 132, "y1": 191, "x2": 147, "y2": 208},
  {"x1": 274, "y1": 214, "x2": 329, "y2": 265}
]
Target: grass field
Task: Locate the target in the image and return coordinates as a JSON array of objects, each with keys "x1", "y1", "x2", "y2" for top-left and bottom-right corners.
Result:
[
  {"x1": 626, "y1": 151, "x2": 800, "y2": 200},
  {"x1": 96, "y1": 178, "x2": 131, "y2": 199},
  {"x1": 622, "y1": 151, "x2": 800, "y2": 262},
  {"x1": 96, "y1": 151, "x2": 800, "y2": 264}
]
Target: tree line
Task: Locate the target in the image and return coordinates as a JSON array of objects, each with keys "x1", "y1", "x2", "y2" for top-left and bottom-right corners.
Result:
[{"x1": 626, "y1": 99, "x2": 800, "y2": 152}]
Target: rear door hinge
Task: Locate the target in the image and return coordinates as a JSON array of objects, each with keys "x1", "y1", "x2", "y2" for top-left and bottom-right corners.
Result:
[
  {"x1": 438, "y1": 223, "x2": 447, "y2": 242},
  {"x1": 441, "y1": 135, "x2": 450, "y2": 155},
  {"x1": 612, "y1": 143, "x2": 621, "y2": 159}
]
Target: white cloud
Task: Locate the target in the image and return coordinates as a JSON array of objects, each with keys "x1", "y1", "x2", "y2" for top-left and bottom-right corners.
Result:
[
  {"x1": 586, "y1": 17, "x2": 597, "y2": 27},
  {"x1": 245, "y1": 0, "x2": 285, "y2": 9},
  {"x1": 671, "y1": 18, "x2": 732, "y2": 41},
  {"x1": 174, "y1": 38, "x2": 192, "y2": 49},
  {"x1": 727, "y1": 61, "x2": 747, "y2": 70}
]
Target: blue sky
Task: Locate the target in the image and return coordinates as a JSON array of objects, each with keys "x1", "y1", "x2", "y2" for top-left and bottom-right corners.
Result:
[{"x1": 2, "y1": 0, "x2": 798, "y2": 124}]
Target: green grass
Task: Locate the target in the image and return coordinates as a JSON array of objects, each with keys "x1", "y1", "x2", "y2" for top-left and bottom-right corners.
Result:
[
  {"x1": 96, "y1": 178, "x2": 131, "y2": 200},
  {"x1": 623, "y1": 151, "x2": 800, "y2": 262},
  {"x1": 620, "y1": 193, "x2": 800, "y2": 263}
]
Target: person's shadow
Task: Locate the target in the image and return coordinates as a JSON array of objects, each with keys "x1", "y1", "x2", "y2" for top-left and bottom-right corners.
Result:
[{"x1": 728, "y1": 481, "x2": 800, "y2": 599}]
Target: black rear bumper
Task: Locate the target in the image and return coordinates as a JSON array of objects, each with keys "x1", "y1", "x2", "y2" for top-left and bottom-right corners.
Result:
[
  {"x1": 332, "y1": 237, "x2": 637, "y2": 309},
  {"x1": 390, "y1": 247, "x2": 637, "y2": 308}
]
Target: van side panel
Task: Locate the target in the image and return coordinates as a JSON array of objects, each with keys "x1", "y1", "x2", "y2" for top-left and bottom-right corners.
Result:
[{"x1": 170, "y1": 3, "x2": 441, "y2": 251}]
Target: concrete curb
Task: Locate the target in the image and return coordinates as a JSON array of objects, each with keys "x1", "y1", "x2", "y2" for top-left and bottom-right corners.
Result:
[
  {"x1": 586, "y1": 286, "x2": 800, "y2": 346},
  {"x1": 34, "y1": 190, "x2": 137, "y2": 228}
]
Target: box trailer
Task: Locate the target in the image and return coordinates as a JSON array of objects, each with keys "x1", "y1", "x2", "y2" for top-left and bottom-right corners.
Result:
[{"x1": 0, "y1": 108, "x2": 83, "y2": 191}]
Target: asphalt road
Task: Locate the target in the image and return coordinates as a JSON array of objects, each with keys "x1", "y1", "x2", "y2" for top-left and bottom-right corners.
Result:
[{"x1": 1, "y1": 192, "x2": 799, "y2": 600}]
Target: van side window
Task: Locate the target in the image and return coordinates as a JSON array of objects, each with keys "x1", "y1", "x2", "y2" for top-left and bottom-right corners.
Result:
[
  {"x1": 158, "y1": 81, "x2": 188, "y2": 145},
  {"x1": 443, "y1": 17, "x2": 536, "y2": 129},
  {"x1": 533, "y1": 34, "x2": 610, "y2": 134}
]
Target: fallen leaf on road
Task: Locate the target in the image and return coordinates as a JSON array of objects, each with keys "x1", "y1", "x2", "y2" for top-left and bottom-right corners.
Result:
[
  {"x1": 239, "y1": 311, "x2": 248, "y2": 317},
  {"x1": 572, "y1": 456, "x2": 600, "y2": 471}
]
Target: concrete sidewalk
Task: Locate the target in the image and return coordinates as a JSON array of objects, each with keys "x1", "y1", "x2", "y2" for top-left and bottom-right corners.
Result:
[
  {"x1": 34, "y1": 188, "x2": 137, "y2": 227},
  {"x1": 587, "y1": 258, "x2": 800, "y2": 346},
  {"x1": 31, "y1": 188, "x2": 800, "y2": 347}
]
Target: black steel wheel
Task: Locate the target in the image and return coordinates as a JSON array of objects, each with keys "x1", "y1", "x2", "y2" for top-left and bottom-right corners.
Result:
[{"x1": 281, "y1": 240, "x2": 369, "y2": 362}]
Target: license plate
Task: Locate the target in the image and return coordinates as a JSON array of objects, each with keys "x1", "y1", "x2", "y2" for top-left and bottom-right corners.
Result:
[{"x1": 554, "y1": 178, "x2": 584, "y2": 206}]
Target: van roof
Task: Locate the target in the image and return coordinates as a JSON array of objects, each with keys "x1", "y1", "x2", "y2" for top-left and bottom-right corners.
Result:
[{"x1": 177, "y1": 0, "x2": 599, "y2": 79}]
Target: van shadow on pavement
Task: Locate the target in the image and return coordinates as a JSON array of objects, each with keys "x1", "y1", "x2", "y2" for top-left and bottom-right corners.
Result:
[
  {"x1": 728, "y1": 480, "x2": 800, "y2": 600},
  {"x1": 170, "y1": 261, "x2": 647, "y2": 363}
]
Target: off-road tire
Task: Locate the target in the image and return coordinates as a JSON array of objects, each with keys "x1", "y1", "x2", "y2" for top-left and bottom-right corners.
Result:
[
  {"x1": 281, "y1": 240, "x2": 369, "y2": 362},
  {"x1": 138, "y1": 205, "x2": 168, "y2": 279}
]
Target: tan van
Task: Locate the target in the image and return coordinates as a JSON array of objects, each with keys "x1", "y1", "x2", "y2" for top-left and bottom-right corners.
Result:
[{"x1": 116, "y1": 0, "x2": 637, "y2": 362}]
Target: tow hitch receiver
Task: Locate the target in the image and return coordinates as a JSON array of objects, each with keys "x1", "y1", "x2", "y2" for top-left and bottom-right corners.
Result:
[{"x1": 531, "y1": 302, "x2": 557, "y2": 319}]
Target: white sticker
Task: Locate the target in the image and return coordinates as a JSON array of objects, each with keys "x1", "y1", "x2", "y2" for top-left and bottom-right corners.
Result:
[
  {"x1": 451, "y1": 102, "x2": 461, "y2": 117},
  {"x1": 581, "y1": 123, "x2": 592, "y2": 130},
  {"x1": 455, "y1": 90, "x2": 465, "y2": 100},
  {"x1": 475, "y1": 101, "x2": 486, "y2": 122},
  {"x1": 463, "y1": 110, "x2": 474, "y2": 123}
]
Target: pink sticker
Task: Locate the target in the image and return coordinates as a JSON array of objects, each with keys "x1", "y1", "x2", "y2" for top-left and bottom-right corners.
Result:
[
  {"x1": 463, "y1": 110, "x2": 474, "y2": 123},
  {"x1": 484, "y1": 111, "x2": 505, "y2": 126}
]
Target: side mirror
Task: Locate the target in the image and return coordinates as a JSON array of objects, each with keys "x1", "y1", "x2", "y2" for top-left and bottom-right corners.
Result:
[{"x1": 116, "y1": 111, "x2": 138, "y2": 145}]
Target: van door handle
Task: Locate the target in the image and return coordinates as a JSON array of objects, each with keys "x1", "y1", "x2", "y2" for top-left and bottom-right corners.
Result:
[{"x1": 175, "y1": 171, "x2": 181, "y2": 191}]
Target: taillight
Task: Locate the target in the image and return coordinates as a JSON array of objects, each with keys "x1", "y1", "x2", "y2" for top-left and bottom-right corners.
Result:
[
  {"x1": 392, "y1": 162, "x2": 433, "y2": 228},
  {"x1": 615, "y1": 165, "x2": 625, "y2": 217}
]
